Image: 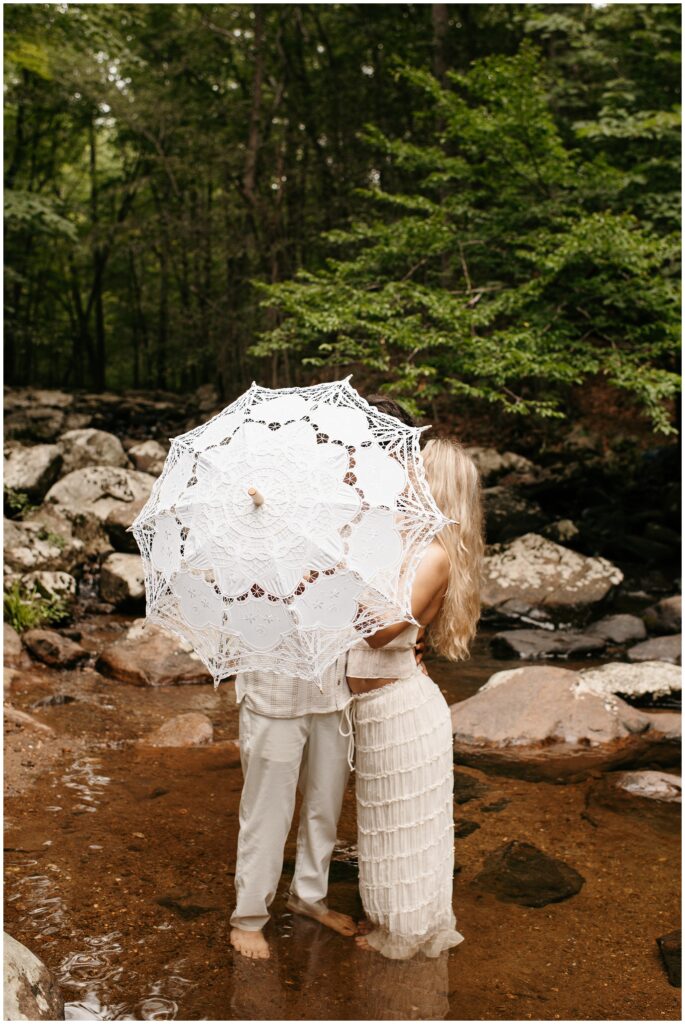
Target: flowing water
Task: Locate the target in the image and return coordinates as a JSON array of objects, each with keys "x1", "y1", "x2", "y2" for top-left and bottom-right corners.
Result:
[{"x1": 4, "y1": 617, "x2": 681, "y2": 1020}]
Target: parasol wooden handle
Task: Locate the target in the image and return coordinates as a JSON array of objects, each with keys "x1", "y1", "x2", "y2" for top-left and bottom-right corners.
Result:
[{"x1": 248, "y1": 486, "x2": 264, "y2": 507}]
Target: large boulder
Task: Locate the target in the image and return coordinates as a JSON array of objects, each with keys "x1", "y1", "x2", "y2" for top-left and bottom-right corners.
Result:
[
  {"x1": 44, "y1": 466, "x2": 155, "y2": 522},
  {"x1": 99, "y1": 553, "x2": 145, "y2": 606},
  {"x1": 482, "y1": 533, "x2": 623, "y2": 624},
  {"x1": 56, "y1": 428, "x2": 130, "y2": 473},
  {"x1": 577, "y1": 661, "x2": 681, "y2": 708},
  {"x1": 483, "y1": 488, "x2": 547, "y2": 543},
  {"x1": 127, "y1": 439, "x2": 168, "y2": 476},
  {"x1": 3, "y1": 444, "x2": 62, "y2": 502},
  {"x1": 96, "y1": 620, "x2": 212, "y2": 686},
  {"x1": 642, "y1": 595, "x2": 681, "y2": 636},
  {"x1": 451, "y1": 665, "x2": 679, "y2": 782},
  {"x1": 3, "y1": 518, "x2": 84, "y2": 575},
  {"x1": 491, "y1": 628, "x2": 605, "y2": 660},
  {"x1": 3, "y1": 932, "x2": 64, "y2": 1020},
  {"x1": 627, "y1": 634, "x2": 681, "y2": 666},
  {"x1": 140, "y1": 712, "x2": 214, "y2": 747}
]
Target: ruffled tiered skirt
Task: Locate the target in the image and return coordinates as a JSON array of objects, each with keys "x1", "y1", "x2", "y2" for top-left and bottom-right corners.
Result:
[{"x1": 354, "y1": 669, "x2": 464, "y2": 959}]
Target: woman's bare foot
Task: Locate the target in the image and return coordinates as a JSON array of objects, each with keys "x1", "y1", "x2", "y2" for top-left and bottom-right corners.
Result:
[
  {"x1": 287, "y1": 898, "x2": 357, "y2": 936},
  {"x1": 316, "y1": 909, "x2": 357, "y2": 936},
  {"x1": 230, "y1": 927, "x2": 270, "y2": 959},
  {"x1": 355, "y1": 932, "x2": 376, "y2": 952}
]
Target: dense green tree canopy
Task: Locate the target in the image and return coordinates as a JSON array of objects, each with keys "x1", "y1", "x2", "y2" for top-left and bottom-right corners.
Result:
[{"x1": 4, "y1": 3, "x2": 681, "y2": 433}]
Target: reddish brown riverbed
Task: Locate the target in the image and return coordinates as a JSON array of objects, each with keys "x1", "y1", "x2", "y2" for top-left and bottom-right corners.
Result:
[{"x1": 4, "y1": 615, "x2": 681, "y2": 1020}]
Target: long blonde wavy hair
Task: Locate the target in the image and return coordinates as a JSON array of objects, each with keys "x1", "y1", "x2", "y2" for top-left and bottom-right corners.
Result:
[{"x1": 421, "y1": 438, "x2": 484, "y2": 661}]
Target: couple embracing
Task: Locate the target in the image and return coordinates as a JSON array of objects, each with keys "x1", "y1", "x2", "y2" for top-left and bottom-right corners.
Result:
[{"x1": 229, "y1": 397, "x2": 483, "y2": 961}]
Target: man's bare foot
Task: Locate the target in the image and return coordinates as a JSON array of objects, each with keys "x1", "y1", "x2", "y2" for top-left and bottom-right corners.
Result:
[
  {"x1": 287, "y1": 898, "x2": 357, "y2": 936},
  {"x1": 230, "y1": 927, "x2": 270, "y2": 959}
]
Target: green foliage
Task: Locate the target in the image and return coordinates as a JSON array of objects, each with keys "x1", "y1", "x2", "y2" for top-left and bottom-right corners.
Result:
[
  {"x1": 3, "y1": 487, "x2": 37, "y2": 520},
  {"x1": 3, "y1": 3, "x2": 681, "y2": 436},
  {"x1": 3, "y1": 580, "x2": 70, "y2": 633},
  {"x1": 37, "y1": 527, "x2": 67, "y2": 551},
  {"x1": 255, "y1": 35, "x2": 680, "y2": 433}
]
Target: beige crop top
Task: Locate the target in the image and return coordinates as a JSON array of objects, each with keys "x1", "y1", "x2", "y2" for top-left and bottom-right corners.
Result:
[{"x1": 346, "y1": 623, "x2": 420, "y2": 679}]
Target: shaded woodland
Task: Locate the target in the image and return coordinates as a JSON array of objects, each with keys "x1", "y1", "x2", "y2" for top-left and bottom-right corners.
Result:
[{"x1": 4, "y1": 3, "x2": 681, "y2": 430}]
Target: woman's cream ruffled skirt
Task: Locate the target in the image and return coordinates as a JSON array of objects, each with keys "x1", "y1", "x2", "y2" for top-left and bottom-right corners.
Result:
[{"x1": 354, "y1": 669, "x2": 464, "y2": 960}]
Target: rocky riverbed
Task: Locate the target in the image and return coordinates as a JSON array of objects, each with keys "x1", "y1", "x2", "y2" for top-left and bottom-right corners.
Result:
[{"x1": 3, "y1": 386, "x2": 682, "y2": 1020}]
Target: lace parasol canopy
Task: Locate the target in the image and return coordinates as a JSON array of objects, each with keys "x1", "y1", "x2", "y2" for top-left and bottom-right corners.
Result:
[{"x1": 130, "y1": 378, "x2": 449, "y2": 686}]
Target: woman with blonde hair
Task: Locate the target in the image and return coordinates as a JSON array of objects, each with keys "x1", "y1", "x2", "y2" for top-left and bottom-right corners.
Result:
[{"x1": 346, "y1": 437, "x2": 483, "y2": 959}]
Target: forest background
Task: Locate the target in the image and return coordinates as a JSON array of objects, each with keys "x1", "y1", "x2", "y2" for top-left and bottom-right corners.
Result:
[{"x1": 4, "y1": 2, "x2": 681, "y2": 437}]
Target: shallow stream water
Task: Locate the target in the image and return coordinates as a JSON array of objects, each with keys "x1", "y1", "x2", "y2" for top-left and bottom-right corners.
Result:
[{"x1": 4, "y1": 617, "x2": 681, "y2": 1020}]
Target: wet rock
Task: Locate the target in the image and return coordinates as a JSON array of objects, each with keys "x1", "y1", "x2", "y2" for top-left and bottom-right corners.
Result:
[
  {"x1": 3, "y1": 931, "x2": 65, "y2": 1020},
  {"x1": 105, "y1": 497, "x2": 147, "y2": 553},
  {"x1": 451, "y1": 665, "x2": 679, "y2": 782},
  {"x1": 4, "y1": 706, "x2": 55, "y2": 736},
  {"x1": 454, "y1": 819, "x2": 481, "y2": 839},
  {"x1": 483, "y1": 487, "x2": 547, "y2": 543},
  {"x1": 3, "y1": 444, "x2": 62, "y2": 502},
  {"x1": 99, "y1": 553, "x2": 145, "y2": 606},
  {"x1": 480, "y1": 798, "x2": 510, "y2": 813},
  {"x1": 453, "y1": 769, "x2": 490, "y2": 804},
  {"x1": 141, "y1": 712, "x2": 214, "y2": 747},
  {"x1": 3, "y1": 624, "x2": 30, "y2": 670},
  {"x1": 627, "y1": 634, "x2": 681, "y2": 665},
  {"x1": 96, "y1": 620, "x2": 212, "y2": 686},
  {"x1": 473, "y1": 840, "x2": 585, "y2": 907},
  {"x1": 156, "y1": 893, "x2": 220, "y2": 920},
  {"x1": 657, "y1": 930, "x2": 681, "y2": 987},
  {"x1": 643, "y1": 595, "x2": 681, "y2": 635},
  {"x1": 577, "y1": 661, "x2": 681, "y2": 708},
  {"x1": 482, "y1": 534, "x2": 623, "y2": 623},
  {"x1": 491, "y1": 628, "x2": 605, "y2": 659},
  {"x1": 584, "y1": 613, "x2": 647, "y2": 644},
  {"x1": 587, "y1": 771, "x2": 681, "y2": 834},
  {"x1": 128, "y1": 439, "x2": 168, "y2": 476},
  {"x1": 465, "y1": 447, "x2": 536, "y2": 486},
  {"x1": 45, "y1": 466, "x2": 155, "y2": 523},
  {"x1": 22, "y1": 628, "x2": 89, "y2": 669},
  {"x1": 57, "y1": 427, "x2": 130, "y2": 473},
  {"x1": 3, "y1": 517, "x2": 85, "y2": 575},
  {"x1": 32, "y1": 693, "x2": 77, "y2": 708},
  {"x1": 541, "y1": 519, "x2": 580, "y2": 544}
]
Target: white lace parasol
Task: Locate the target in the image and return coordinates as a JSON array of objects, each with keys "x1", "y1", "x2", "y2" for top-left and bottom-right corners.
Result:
[{"x1": 130, "y1": 378, "x2": 449, "y2": 686}]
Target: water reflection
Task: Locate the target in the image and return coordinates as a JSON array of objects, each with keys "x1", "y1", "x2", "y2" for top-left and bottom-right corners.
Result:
[{"x1": 229, "y1": 910, "x2": 451, "y2": 1021}]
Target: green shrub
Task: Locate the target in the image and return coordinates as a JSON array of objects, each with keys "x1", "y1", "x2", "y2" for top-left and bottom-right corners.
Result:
[
  {"x1": 3, "y1": 580, "x2": 70, "y2": 632},
  {"x1": 4, "y1": 487, "x2": 36, "y2": 520}
]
